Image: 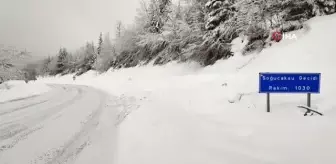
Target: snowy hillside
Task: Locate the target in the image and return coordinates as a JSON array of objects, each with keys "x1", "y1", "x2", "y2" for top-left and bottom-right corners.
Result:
[
  {"x1": 0, "y1": 81, "x2": 51, "y2": 103},
  {"x1": 39, "y1": 14, "x2": 336, "y2": 164},
  {"x1": 0, "y1": 47, "x2": 42, "y2": 80}
]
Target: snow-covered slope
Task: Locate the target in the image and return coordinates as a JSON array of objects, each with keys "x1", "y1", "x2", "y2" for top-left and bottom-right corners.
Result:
[
  {"x1": 0, "y1": 81, "x2": 51, "y2": 103},
  {"x1": 0, "y1": 51, "x2": 41, "y2": 80},
  {"x1": 39, "y1": 14, "x2": 336, "y2": 164}
]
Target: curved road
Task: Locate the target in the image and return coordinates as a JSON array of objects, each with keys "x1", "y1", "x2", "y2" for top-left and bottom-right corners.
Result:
[{"x1": 0, "y1": 84, "x2": 117, "y2": 164}]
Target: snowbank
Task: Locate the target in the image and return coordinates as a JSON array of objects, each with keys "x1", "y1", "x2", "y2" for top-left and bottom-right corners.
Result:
[
  {"x1": 0, "y1": 81, "x2": 51, "y2": 103},
  {"x1": 39, "y1": 14, "x2": 336, "y2": 164}
]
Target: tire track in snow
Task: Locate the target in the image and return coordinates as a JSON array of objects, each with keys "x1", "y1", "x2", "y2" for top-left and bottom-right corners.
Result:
[
  {"x1": 0, "y1": 95, "x2": 39, "y2": 104},
  {"x1": 0, "y1": 100, "x2": 49, "y2": 117},
  {"x1": 0, "y1": 87, "x2": 85, "y2": 153},
  {"x1": 0, "y1": 84, "x2": 62, "y2": 111},
  {"x1": 32, "y1": 89, "x2": 107, "y2": 164},
  {"x1": 0, "y1": 85, "x2": 64, "y2": 119}
]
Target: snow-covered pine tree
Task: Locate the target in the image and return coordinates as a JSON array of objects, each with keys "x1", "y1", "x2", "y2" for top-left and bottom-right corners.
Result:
[
  {"x1": 145, "y1": 0, "x2": 172, "y2": 33},
  {"x1": 55, "y1": 48, "x2": 69, "y2": 74},
  {"x1": 162, "y1": 0, "x2": 188, "y2": 39},
  {"x1": 95, "y1": 33, "x2": 116, "y2": 72},
  {"x1": 85, "y1": 42, "x2": 96, "y2": 68},
  {"x1": 205, "y1": 0, "x2": 236, "y2": 30},
  {"x1": 116, "y1": 21, "x2": 123, "y2": 38},
  {"x1": 40, "y1": 56, "x2": 53, "y2": 75},
  {"x1": 183, "y1": 0, "x2": 207, "y2": 32},
  {"x1": 312, "y1": 0, "x2": 336, "y2": 16},
  {"x1": 97, "y1": 32, "x2": 103, "y2": 55}
]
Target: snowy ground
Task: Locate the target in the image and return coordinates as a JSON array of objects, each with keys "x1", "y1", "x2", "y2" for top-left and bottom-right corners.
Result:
[
  {"x1": 0, "y1": 84, "x2": 117, "y2": 164},
  {"x1": 0, "y1": 81, "x2": 51, "y2": 103},
  {"x1": 37, "y1": 14, "x2": 336, "y2": 164}
]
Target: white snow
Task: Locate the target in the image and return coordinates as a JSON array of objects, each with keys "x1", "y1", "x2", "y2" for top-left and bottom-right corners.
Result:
[
  {"x1": 38, "y1": 14, "x2": 336, "y2": 164},
  {"x1": 0, "y1": 85, "x2": 112, "y2": 164},
  {"x1": 0, "y1": 81, "x2": 51, "y2": 103}
]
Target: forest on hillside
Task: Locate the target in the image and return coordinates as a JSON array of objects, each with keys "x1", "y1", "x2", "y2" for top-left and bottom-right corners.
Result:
[
  {"x1": 21, "y1": 0, "x2": 336, "y2": 79},
  {"x1": 0, "y1": 46, "x2": 37, "y2": 81}
]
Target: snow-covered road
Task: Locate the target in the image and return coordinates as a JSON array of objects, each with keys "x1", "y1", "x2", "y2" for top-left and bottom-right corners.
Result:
[{"x1": 0, "y1": 84, "x2": 117, "y2": 164}]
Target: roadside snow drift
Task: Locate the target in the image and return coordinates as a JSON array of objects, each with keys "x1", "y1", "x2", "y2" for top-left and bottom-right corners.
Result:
[
  {"x1": 39, "y1": 14, "x2": 336, "y2": 164},
  {"x1": 0, "y1": 81, "x2": 51, "y2": 103}
]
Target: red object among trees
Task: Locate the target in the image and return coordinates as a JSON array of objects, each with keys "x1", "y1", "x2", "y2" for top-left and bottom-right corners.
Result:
[{"x1": 271, "y1": 31, "x2": 282, "y2": 42}]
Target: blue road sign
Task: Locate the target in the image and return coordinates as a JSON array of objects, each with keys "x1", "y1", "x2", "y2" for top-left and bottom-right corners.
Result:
[{"x1": 259, "y1": 72, "x2": 321, "y2": 93}]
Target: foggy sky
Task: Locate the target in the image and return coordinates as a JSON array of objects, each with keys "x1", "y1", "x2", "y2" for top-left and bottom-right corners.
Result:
[{"x1": 0, "y1": 0, "x2": 140, "y2": 56}]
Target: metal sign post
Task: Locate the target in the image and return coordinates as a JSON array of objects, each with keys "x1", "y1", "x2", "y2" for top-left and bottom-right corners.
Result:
[
  {"x1": 267, "y1": 93, "x2": 270, "y2": 112},
  {"x1": 307, "y1": 93, "x2": 311, "y2": 107}
]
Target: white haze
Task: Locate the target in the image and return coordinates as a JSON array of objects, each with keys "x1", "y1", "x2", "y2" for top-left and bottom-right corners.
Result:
[{"x1": 0, "y1": 0, "x2": 140, "y2": 56}]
